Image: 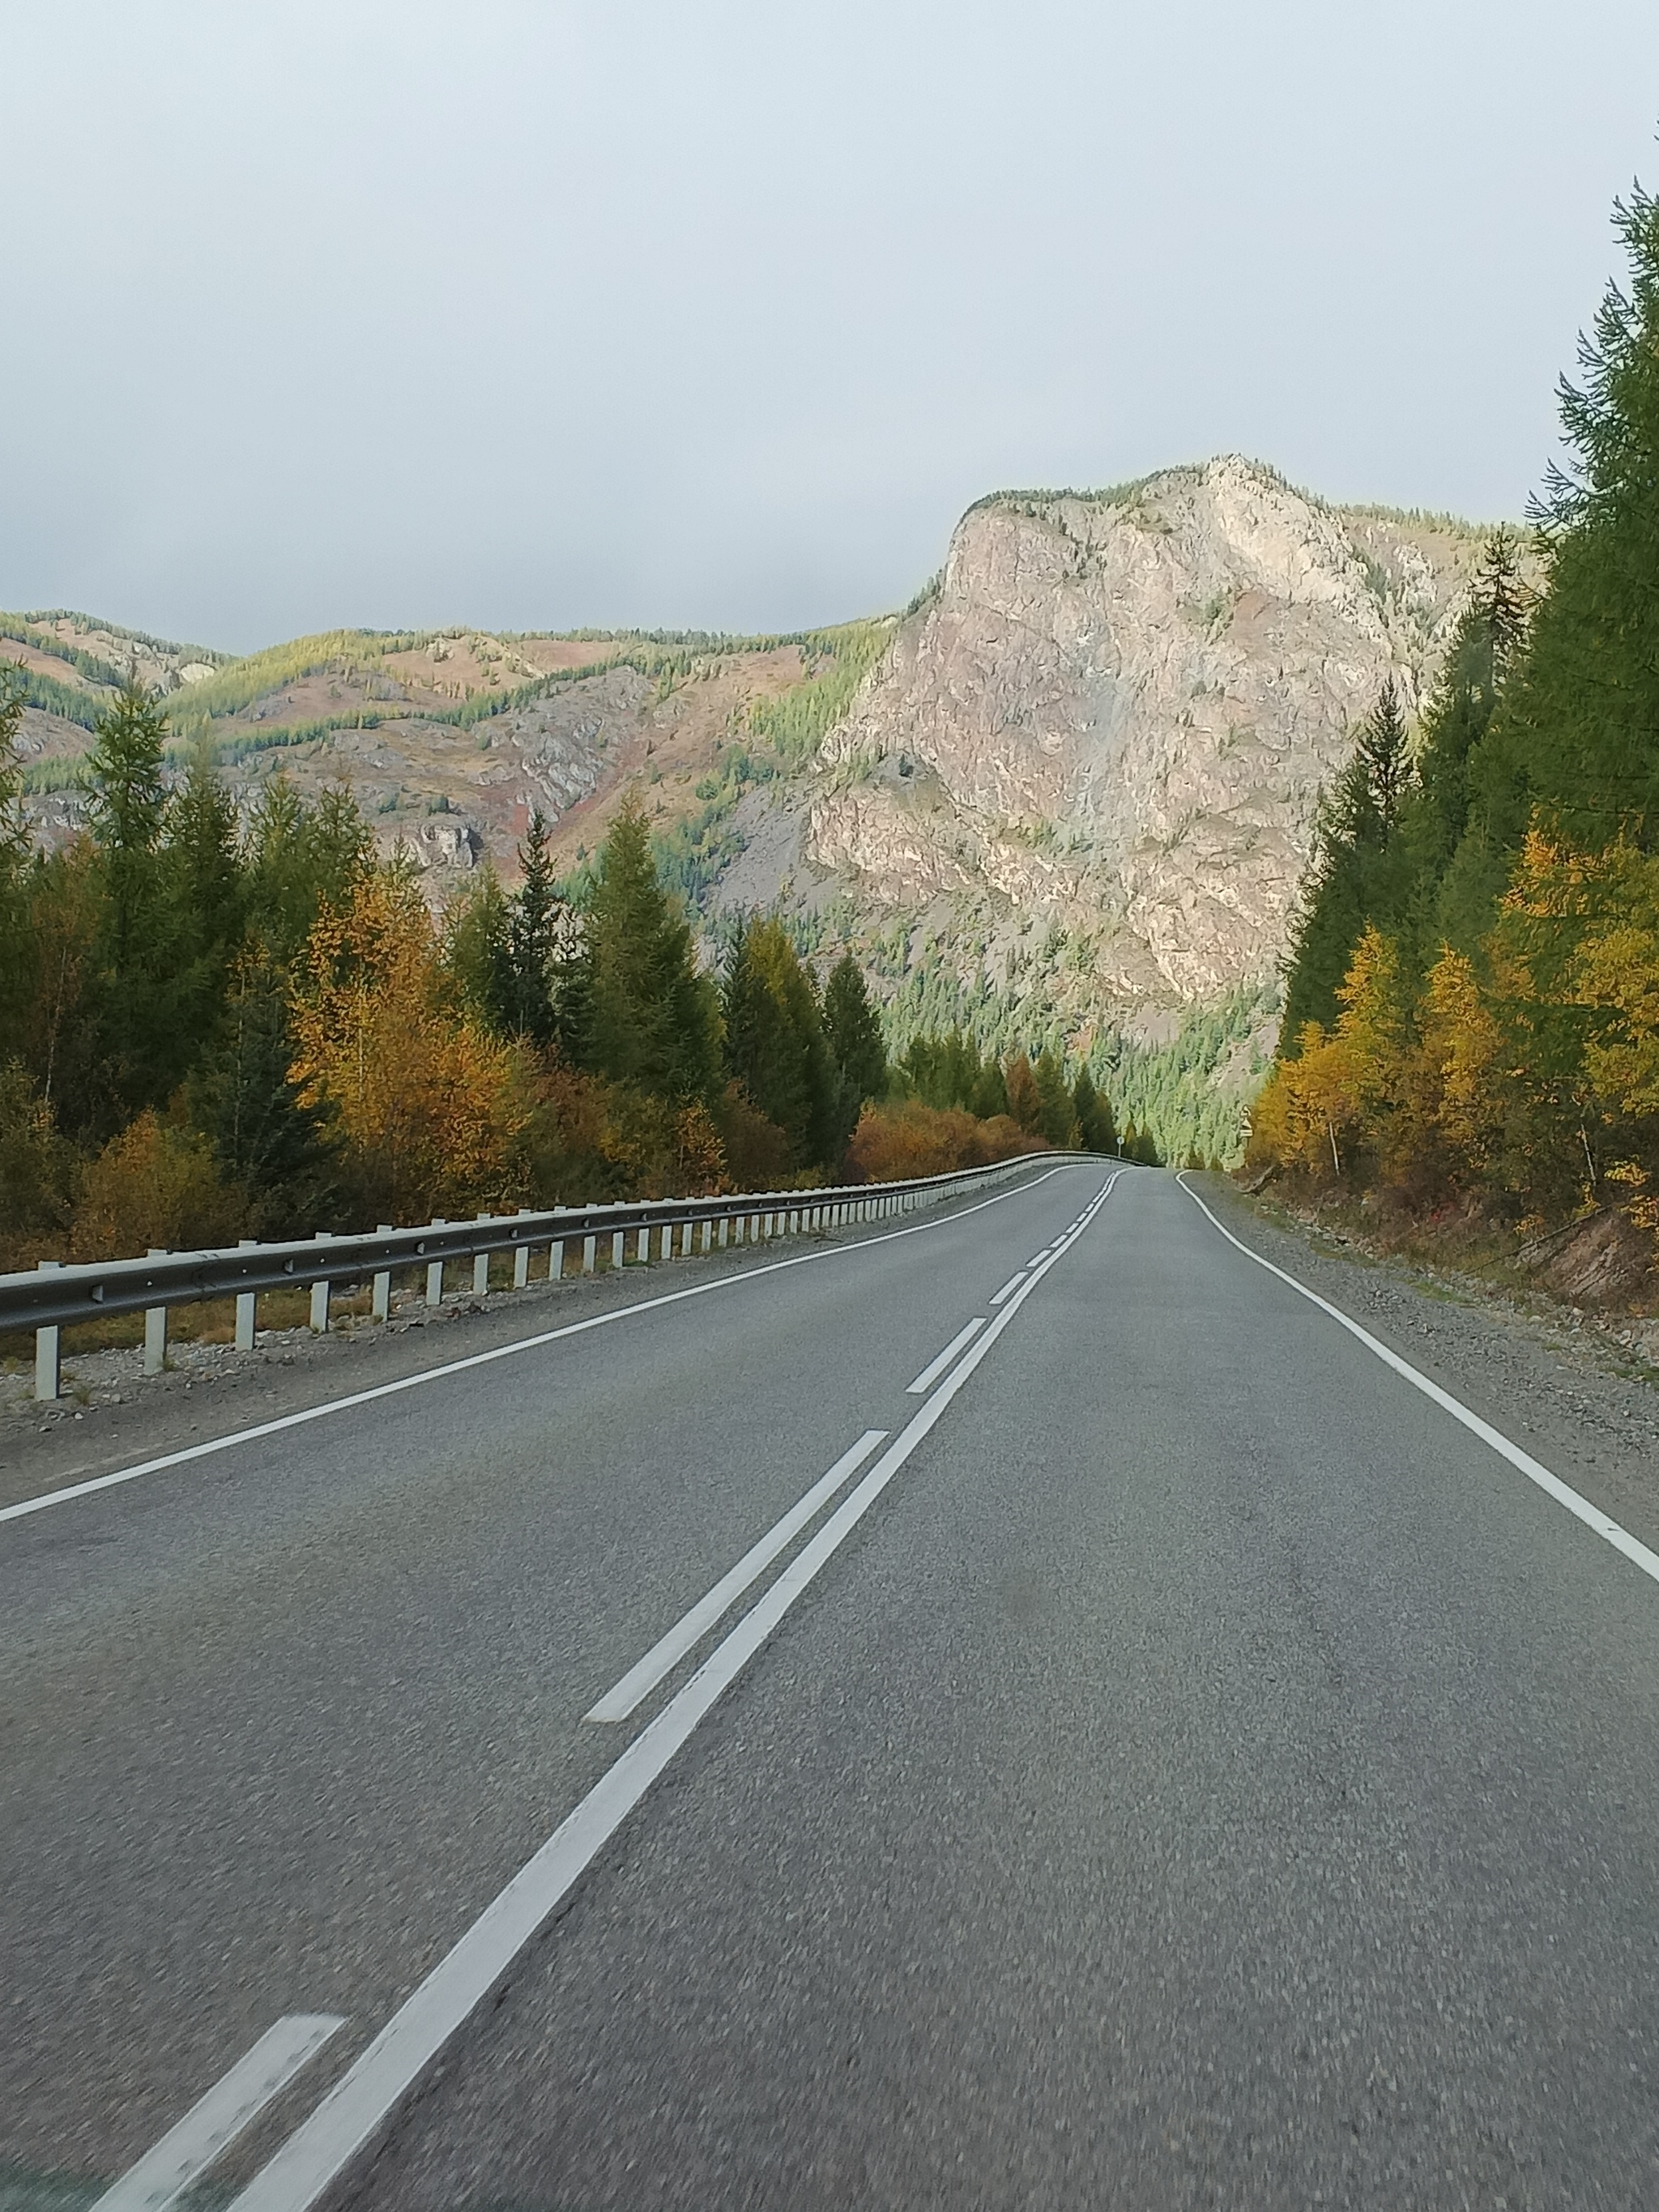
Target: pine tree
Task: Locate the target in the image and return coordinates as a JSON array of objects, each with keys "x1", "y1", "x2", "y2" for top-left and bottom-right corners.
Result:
[
  {"x1": 504, "y1": 808, "x2": 563, "y2": 1045},
  {"x1": 1072, "y1": 1064, "x2": 1116, "y2": 1153},
  {"x1": 85, "y1": 677, "x2": 169, "y2": 977},
  {"x1": 1354, "y1": 678, "x2": 1410, "y2": 837},
  {"x1": 190, "y1": 952, "x2": 340, "y2": 1234},
  {"x1": 443, "y1": 867, "x2": 516, "y2": 1035},
  {"x1": 165, "y1": 739, "x2": 245, "y2": 970},
  {"x1": 1282, "y1": 680, "x2": 1420, "y2": 1042},
  {"x1": 823, "y1": 953, "x2": 887, "y2": 1105},
  {"x1": 1033, "y1": 1050, "x2": 1078, "y2": 1146},
  {"x1": 1503, "y1": 181, "x2": 1659, "y2": 848},
  {"x1": 969, "y1": 1058, "x2": 1009, "y2": 1119},
  {"x1": 582, "y1": 791, "x2": 721, "y2": 1102},
  {"x1": 245, "y1": 774, "x2": 372, "y2": 960},
  {"x1": 722, "y1": 917, "x2": 838, "y2": 1170}
]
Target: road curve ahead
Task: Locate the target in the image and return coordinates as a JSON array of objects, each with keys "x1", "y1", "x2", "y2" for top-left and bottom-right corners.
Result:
[{"x1": 6, "y1": 1164, "x2": 1659, "y2": 2210}]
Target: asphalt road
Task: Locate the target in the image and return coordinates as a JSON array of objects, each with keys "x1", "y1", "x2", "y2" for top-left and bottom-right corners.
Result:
[{"x1": 6, "y1": 1163, "x2": 1659, "y2": 2210}]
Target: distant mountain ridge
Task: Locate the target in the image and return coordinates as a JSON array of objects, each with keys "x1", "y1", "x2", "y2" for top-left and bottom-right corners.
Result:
[{"x1": 6, "y1": 458, "x2": 1495, "y2": 1150}]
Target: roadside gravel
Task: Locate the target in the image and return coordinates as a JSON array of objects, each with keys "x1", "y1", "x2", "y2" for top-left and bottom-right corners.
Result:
[{"x1": 1191, "y1": 1170, "x2": 1659, "y2": 1564}]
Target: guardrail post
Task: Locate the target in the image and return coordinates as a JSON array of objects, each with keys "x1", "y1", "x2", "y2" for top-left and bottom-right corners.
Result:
[
  {"x1": 144, "y1": 1250, "x2": 168, "y2": 1375},
  {"x1": 700, "y1": 1218, "x2": 712, "y2": 1253},
  {"x1": 309, "y1": 1232, "x2": 334, "y2": 1332},
  {"x1": 659, "y1": 1223, "x2": 672, "y2": 1261},
  {"x1": 634, "y1": 1225, "x2": 650, "y2": 1266},
  {"x1": 34, "y1": 1259, "x2": 61, "y2": 1401},
  {"x1": 717, "y1": 1216, "x2": 730, "y2": 1247},
  {"x1": 514, "y1": 1208, "x2": 532, "y2": 1288},
  {"x1": 236, "y1": 1238, "x2": 259, "y2": 1349},
  {"x1": 582, "y1": 1234, "x2": 597, "y2": 1274},
  {"x1": 611, "y1": 1229, "x2": 625, "y2": 1270},
  {"x1": 471, "y1": 1216, "x2": 493, "y2": 1298},
  {"x1": 372, "y1": 1227, "x2": 393, "y2": 1323},
  {"x1": 426, "y1": 1219, "x2": 446, "y2": 1307}
]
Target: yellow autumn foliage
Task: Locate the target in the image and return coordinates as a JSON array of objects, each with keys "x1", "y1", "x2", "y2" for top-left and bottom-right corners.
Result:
[{"x1": 289, "y1": 871, "x2": 528, "y2": 1223}]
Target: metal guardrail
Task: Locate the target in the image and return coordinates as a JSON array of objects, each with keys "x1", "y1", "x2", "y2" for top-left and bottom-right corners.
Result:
[{"x1": 6, "y1": 1151, "x2": 1085, "y2": 1401}]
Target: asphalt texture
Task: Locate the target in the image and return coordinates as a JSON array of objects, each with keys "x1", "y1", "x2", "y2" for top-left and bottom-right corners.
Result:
[{"x1": 6, "y1": 1165, "x2": 1659, "y2": 2210}]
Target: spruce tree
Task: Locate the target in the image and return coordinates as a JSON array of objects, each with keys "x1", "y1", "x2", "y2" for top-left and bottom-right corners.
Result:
[
  {"x1": 505, "y1": 807, "x2": 562, "y2": 1045},
  {"x1": 166, "y1": 739, "x2": 245, "y2": 968},
  {"x1": 85, "y1": 677, "x2": 169, "y2": 977},
  {"x1": 823, "y1": 953, "x2": 887, "y2": 1105},
  {"x1": 1281, "y1": 680, "x2": 1419, "y2": 1042},
  {"x1": 582, "y1": 791, "x2": 720, "y2": 1102},
  {"x1": 969, "y1": 1057, "x2": 1009, "y2": 1120},
  {"x1": 721, "y1": 916, "x2": 838, "y2": 1170},
  {"x1": 82, "y1": 678, "x2": 194, "y2": 1126},
  {"x1": 1033, "y1": 1050, "x2": 1078, "y2": 1146},
  {"x1": 1503, "y1": 181, "x2": 1659, "y2": 848},
  {"x1": 190, "y1": 953, "x2": 340, "y2": 1234},
  {"x1": 443, "y1": 867, "x2": 516, "y2": 1034},
  {"x1": 1354, "y1": 678, "x2": 1410, "y2": 837},
  {"x1": 1072, "y1": 1064, "x2": 1116, "y2": 1153}
]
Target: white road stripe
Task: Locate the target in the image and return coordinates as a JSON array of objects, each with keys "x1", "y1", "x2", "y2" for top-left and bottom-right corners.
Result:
[
  {"x1": 905, "y1": 1318, "x2": 985, "y2": 1395},
  {"x1": 1027, "y1": 1251, "x2": 1052, "y2": 1266},
  {"x1": 1, "y1": 1166, "x2": 1078, "y2": 1529},
  {"x1": 989, "y1": 1272, "x2": 1026, "y2": 1306},
  {"x1": 92, "y1": 2015, "x2": 343, "y2": 2212},
  {"x1": 1178, "y1": 1176, "x2": 1659, "y2": 1589},
  {"x1": 585, "y1": 1429, "x2": 889, "y2": 1723},
  {"x1": 224, "y1": 1173, "x2": 1121, "y2": 2212}
]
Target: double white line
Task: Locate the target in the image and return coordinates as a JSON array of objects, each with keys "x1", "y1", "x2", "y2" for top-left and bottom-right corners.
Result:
[{"x1": 224, "y1": 1170, "x2": 1119, "y2": 2212}]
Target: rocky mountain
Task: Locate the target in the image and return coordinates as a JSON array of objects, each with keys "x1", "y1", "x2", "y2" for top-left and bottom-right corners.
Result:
[
  {"x1": 6, "y1": 457, "x2": 1491, "y2": 1151},
  {"x1": 756, "y1": 458, "x2": 1482, "y2": 1032}
]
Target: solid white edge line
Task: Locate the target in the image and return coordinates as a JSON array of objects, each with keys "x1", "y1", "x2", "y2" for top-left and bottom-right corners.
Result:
[
  {"x1": 2, "y1": 1166, "x2": 1079, "y2": 1528},
  {"x1": 92, "y1": 2015, "x2": 344, "y2": 2212},
  {"x1": 905, "y1": 1317, "x2": 986, "y2": 1395},
  {"x1": 1176, "y1": 1175, "x2": 1659, "y2": 1588},
  {"x1": 584, "y1": 1428, "x2": 889, "y2": 1723},
  {"x1": 224, "y1": 1174, "x2": 1121, "y2": 2212},
  {"x1": 989, "y1": 1272, "x2": 1026, "y2": 1306}
]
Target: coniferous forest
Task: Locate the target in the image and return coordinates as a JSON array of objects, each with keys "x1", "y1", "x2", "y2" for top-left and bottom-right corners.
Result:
[
  {"x1": 1252, "y1": 177, "x2": 1659, "y2": 1263},
  {"x1": 0, "y1": 693, "x2": 1121, "y2": 1289}
]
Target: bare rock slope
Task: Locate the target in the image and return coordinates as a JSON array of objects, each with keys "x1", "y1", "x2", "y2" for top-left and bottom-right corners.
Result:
[
  {"x1": 789, "y1": 457, "x2": 1482, "y2": 1032},
  {"x1": 8, "y1": 458, "x2": 1488, "y2": 1097}
]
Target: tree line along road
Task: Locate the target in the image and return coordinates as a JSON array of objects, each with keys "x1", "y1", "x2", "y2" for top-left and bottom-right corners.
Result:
[{"x1": 3, "y1": 1163, "x2": 1658, "y2": 2210}]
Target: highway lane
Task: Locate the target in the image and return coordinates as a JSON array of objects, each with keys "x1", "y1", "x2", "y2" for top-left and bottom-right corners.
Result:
[
  {"x1": 326, "y1": 1166, "x2": 1659, "y2": 2212},
  {"x1": 0, "y1": 1158, "x2": 1099, "y2": 2200}
]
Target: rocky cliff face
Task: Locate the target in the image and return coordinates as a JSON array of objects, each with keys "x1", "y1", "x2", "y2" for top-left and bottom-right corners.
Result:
[
  {"x1": 10, "y1": 454, "x2": 1490, "y2": 1096},
  {"x1": 789, "y1": 458, "x2": 1482, "y2": 1036}
]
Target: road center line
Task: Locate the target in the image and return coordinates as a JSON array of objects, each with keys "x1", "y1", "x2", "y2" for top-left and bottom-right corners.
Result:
[
  {"x1": 906, "y1": 1318, "x2": 986, "y2": 1395},
  {"x1": 2, "y1": 1165, "x2": 1079, "y2": 1529},
  {"x1": 990, "y1": 1272, "x2": 1026, "y2": 1306},
  {"x1": 224, "y1": 1174, "x2": 1120, "y2": 2212},
  {"x1": 92, "y1": 2015, "x2": 343, "y2": 2212},
  {"x1": 1178, "y1": 1175, "x2": 1659, "y2": 1591},
  {"x1": 584, "y1": 1429, "x2": 889, "y2": 1723}
]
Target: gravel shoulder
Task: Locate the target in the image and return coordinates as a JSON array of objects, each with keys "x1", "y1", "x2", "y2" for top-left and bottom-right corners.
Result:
[{"x1": 1189, "y1": 1170, "x2": 1659, "y2": 1563}]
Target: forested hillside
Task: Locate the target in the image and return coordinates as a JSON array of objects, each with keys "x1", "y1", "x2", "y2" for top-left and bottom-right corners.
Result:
[
  {"x1": 1252, "y1": 177, "x2": 1659, "y2": 1296},
  {"x1": 0, "y1": 674, "x2": 1137, "y2": 1285}
]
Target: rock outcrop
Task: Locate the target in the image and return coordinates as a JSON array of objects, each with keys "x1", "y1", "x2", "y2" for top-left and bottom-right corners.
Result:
[{"x1": 791, "y1": 458, "x2": 1482, "y2": 1033}]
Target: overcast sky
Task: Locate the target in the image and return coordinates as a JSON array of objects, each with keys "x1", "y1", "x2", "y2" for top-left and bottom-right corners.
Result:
[{"x1": 5, "y1": 2, "x2": 1658, "y2": 652}]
